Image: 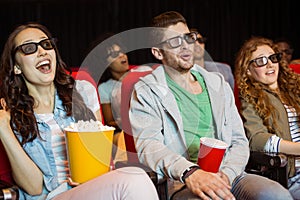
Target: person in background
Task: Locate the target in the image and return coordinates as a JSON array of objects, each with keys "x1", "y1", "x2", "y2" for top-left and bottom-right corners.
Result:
[
  {"x1": 235, "y1": 36, "x2": 300, "y2": 199},
  {"x1": 97, "y1": 32, "x2": 152, "y2": 162},
  {"x1": 97, "y1": 33, "x2": 133, "y2": 162},
  {"x1": 274, "y1": 38, "x2": 294, "y2": 64},
  {"x1": 129, "y1": 11, "x2": 293, "y2": 200},
  {"x1": 191, "y1": 28, "x2": 235, "y2": 90},
  {"x1": 0, "y1": 22, "x2": 159, "y2": 200},
  {"x1": 97, "y1": 33, "x2": 132, "y2": 129}
]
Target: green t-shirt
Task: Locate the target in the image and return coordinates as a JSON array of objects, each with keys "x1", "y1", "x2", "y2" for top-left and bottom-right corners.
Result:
[{"x1": 166, "y1": 70, "x2": 214, "y2": 163}]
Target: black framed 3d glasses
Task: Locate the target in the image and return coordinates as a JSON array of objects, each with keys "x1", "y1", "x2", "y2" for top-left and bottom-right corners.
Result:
[
  {"x1": 197, "y1": 37, "x2": 207, "y2": 44},
  {"x1": 159, "y1": 32, "x2": 198, "y2": 49},
  {"x1": 107, "y1": 50, "x2": 124, "y2": 58},
  {"x1": 249, "y1": 53, "x2": 282, "y2": 67},
  {"x1": 14, "y1": 38, "x2": 56, "y2": 55}
]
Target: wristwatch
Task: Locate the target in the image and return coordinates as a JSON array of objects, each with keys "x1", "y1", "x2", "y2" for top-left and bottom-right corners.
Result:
[{"x1": 181, "y1": 165, "x2": 200, "y2": 183}]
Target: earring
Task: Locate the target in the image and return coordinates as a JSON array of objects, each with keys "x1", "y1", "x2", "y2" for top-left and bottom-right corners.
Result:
[
  {"x1": 246, "y1": 69, "x2": 251, "y2": 75},
  {"x1": 14, "y1": 65, "x2": 22, "y2": 74}
]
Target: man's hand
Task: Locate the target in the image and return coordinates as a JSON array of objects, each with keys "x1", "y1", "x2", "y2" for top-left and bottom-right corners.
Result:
[
  {"x1": 217, "y1": 171, "x2": 230, "y2": 185},
  {"x1": 185, "y1": 169, "x2": 235, "y2": 200}
]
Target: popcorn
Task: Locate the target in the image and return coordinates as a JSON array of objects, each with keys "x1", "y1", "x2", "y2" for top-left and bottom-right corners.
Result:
[{"x1": 64, "y1": 120, "x2": 115, "y2": 132}]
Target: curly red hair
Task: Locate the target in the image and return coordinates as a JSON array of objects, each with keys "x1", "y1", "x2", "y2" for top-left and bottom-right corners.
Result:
[{"x1": 235, "y1": 36, "x2": 300, "y2": 133}]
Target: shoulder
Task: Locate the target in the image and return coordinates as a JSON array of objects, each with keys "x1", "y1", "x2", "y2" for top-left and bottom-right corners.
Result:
[
  {"x1": 205, "y1": 61, "x2": 232, "y2": 71},
  {"x1": 75, "y1": 80, "x2": 98, "y2": 98},
  {"x1": 98, "y1": 79, "x2": 118, "y2": 90},
  {"x1": 75, "y1": 79, "x2": 95, "y2": 90},
  {"x1": 193, "y1": 64, "x2": 224, "y2": 81}
]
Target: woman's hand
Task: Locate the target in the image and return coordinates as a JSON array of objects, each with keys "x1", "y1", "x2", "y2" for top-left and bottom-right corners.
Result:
[
  {"x1": 0, "y1": 98, "x2": 11, "y2": 137},
  {"x1": 0, "y1": 98, "x2": 44, "y2": 195}
]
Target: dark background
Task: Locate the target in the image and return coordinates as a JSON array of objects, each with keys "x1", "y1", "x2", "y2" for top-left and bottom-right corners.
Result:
[{"x1": 0, "y1": 0, "x2": 299, "y2": 71}]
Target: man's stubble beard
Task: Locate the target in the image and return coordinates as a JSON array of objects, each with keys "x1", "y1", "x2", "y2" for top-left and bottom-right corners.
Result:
[{"x1": 162, "y1": 50, "x2": 194, "y2": 73}]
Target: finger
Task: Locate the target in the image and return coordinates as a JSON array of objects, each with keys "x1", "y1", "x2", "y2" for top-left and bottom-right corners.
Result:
[
  {"x1": 214, "y1": 173, "x2": 231, "y2": 189},
  {"x1": 199, "y1": 185, "x2": 223, "y2": 200},
  {"x1": 207, "y1": 182, "x2": 235, "y2": 200},
  {"x1": 197, "y1": 190, "x2": 213, "y2": 200},
  {"x1": 211, "y1": 184, "x2": 234, "y2": 200},
  {"x1": 0, "y1": 98, "x2": 7, "y2": 110},
  {"x1": 195, "y1": 176, "x2": 232, "y2": 200}
]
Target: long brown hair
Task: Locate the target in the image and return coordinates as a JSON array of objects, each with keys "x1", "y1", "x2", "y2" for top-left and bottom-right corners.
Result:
[
  {"x1": 0, "y1": 23, "x2": 96, "y2": 145},
  {"x1": 235, "y1": 36, "x2": 300, "y2": 133}
]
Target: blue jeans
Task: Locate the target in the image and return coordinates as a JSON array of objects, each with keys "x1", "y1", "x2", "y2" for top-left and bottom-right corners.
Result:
[
  {"x1": 232, "y1": 173, "x2": 292, "y2": 200},
  {"x1": 171, "y1": 173, "x2": 293, "y2": 200}
]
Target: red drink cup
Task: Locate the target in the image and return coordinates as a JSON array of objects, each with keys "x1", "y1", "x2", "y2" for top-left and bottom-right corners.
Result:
[{"x1": 197, "y1": 137, "x2": 228, "y2": 173}]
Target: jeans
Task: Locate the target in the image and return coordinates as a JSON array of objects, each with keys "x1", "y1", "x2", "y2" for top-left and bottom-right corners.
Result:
[
  {"x1": 171, "y1": 173, "x2": 293, "y2": 200},
  {"x1": 53, "y1": 167, "x2": 159, "y2": 200}
]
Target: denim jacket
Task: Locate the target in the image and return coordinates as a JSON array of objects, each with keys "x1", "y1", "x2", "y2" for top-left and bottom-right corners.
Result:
[
  {"x1": 15, "y1": 79, "x2": 100, "y2": 199},
  {"x1": 16, "y1": 91, "x2": 74, "y2": 200}
]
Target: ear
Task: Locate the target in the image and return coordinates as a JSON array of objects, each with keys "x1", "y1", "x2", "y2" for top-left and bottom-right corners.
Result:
[
  {"x1": 0, "y1": 98, "x2": 7, "y2": 110},
  {"x1": 14, "y1": 65, "x2": 22, "y2": 74},
  {"x1": 151, "y1": 47, "x2": 163, "y2": 61}
]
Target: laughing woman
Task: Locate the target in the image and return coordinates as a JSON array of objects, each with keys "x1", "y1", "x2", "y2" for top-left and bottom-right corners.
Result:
[
  {"x1": 235, "y1": 36, "x2": 300, "y2": 199},
  {"x1": 0, "y1": 23, "x2": 158, "y2": 200}
]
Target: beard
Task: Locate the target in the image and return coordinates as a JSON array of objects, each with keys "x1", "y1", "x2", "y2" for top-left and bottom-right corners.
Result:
[{"x1": 161, "y1": 49, "x2": 194, "y2": 73}]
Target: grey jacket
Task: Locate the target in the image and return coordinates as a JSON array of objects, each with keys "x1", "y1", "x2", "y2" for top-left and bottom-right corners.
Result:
[
  {"x1": 129, "y1": 64, "x2": 249, "y2": 184},
  {"x1": 205, "y1": 61, "x2": 234, "y2": 90}
]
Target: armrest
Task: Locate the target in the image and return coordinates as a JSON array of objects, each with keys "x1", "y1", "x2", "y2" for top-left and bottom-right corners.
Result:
[
  {"x1": 246, "y1": 151, "x2": 288, "y2": 188},
  {"x1": 0, "y1": 180, "x2": 19, "y2": 200},
  {"x1": 115, "y1": 161, "x2": 159, "y2": 184},
  {"x1": 247, "y1": 151, "x2": 287, "y2": 168}
]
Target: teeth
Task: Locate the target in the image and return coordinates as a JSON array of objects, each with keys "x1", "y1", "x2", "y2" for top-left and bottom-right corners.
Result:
[{"x1": 37, "y1": 60, "x2": 50, "y2": 67}]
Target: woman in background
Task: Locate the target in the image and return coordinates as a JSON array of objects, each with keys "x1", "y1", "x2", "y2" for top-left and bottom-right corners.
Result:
[{"x1": 235, "y1": 36, "x2": 300, "y2": 199}]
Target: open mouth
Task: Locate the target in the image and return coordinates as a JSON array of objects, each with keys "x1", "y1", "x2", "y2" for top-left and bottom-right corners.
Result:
[
  {"x1": 36, "y1": 60, "x2": 51, "y2": 73},
  {"x1": 266, "y1": 70, "x2": 275, "y2": 75},
  {"x1": 121, "y1": 59, "x2": 127, "y2": 64},
  {"x1": 181, "y1": 53, "x2": 192, "y2": 61}
]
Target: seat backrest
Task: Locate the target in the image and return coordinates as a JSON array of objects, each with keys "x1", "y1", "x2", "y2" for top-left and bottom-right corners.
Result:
[
  {"x1": 289, "y1": 63, "x2": 300, "y2": 74},
  {"x1": 70, "y1": 67, "x2": 98, "y2": 89},
  {"x1": 121, "y1": 68, "x2": 154, "y2": 163},
  {"x1": 0, "y1": 142, "x2": 13, "y2": 184},
  {"x1": 70, "y1": 67, "x2": 104, "y2": 124},
  {"x1": 0, "y1": 87, "x2": 13, "y2": 184},
  {"x1": 233, "y1": 82, "x2": 241, "y2": 112}
]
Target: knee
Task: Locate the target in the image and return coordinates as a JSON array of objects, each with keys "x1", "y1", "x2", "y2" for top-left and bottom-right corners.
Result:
[
  {"x1": 116, "y1": 166, "x2": 147, "y2": 177},
  {"x1": 233, "y1": 174, "x2": 293, "y2": 200},
  {"x1": 254, "y1": 181, "x2": 292, "y2": 200},
  {"x1": 116, "y1": 167, "x2": 159, "y2": 200},
  {"x1": 115, "y1": 167, "x2": 152, "y2": 185}
]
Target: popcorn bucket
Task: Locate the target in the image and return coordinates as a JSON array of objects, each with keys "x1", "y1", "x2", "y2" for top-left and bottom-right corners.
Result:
[{"x1": 65, "y1": 129, "x2": 114, "y2": 183}]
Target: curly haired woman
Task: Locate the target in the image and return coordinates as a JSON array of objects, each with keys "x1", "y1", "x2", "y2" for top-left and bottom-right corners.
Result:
[{"x1": 235, "y1": 36, "x2": 300, "y2": 199}]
